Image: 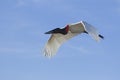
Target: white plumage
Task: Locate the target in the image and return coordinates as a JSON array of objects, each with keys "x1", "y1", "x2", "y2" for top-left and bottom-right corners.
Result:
[{"x1": 44, "y1": 21, "x2": 103, "y2": 58}]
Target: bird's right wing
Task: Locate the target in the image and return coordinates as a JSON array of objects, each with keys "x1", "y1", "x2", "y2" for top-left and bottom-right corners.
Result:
[{"x1": 43, "y1": 32, "x2": 78, "y2": 58}]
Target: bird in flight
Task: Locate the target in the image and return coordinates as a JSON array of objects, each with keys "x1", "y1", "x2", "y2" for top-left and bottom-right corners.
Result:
[{"x1": 44, "y1": 21, "x2": 104, "y2": 58}]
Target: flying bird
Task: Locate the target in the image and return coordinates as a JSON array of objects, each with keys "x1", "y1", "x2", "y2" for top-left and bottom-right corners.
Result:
[{"x1": 44, "y1": 21, "x2": 104, "y2": 58}]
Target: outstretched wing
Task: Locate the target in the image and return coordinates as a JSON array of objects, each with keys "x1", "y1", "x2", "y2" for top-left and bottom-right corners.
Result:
[
  {"x1": 69, "y1": 21, "x2": 102, "y2": 41},
  {"x1": 81, "y1": 21, "x2": 102, "y2": 41},
  {"x1": 43, "y1": 32, "x2": 79, "y2": 58}
]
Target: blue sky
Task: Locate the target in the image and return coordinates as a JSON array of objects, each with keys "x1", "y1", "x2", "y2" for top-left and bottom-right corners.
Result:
[{"x1": 0, "y1": 0, "x2": 120, "y2": 80}]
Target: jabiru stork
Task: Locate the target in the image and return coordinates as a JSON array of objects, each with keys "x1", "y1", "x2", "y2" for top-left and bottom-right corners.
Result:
[{"x1": 44, "y1": 21, "x2": 104, "y2": 58}]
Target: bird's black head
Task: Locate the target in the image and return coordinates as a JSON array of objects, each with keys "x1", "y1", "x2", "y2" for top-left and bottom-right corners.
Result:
[
  {"x1": 45, "y1": 25, "x2": 69, "y2": 35},
  {"x1": 45, "y1": 28, "x2": 61, "y2": 34}
]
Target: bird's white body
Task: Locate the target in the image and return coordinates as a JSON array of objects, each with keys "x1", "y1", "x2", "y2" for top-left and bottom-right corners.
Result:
[{"x1": 44, "y1": 21, "x2": 103, "y2": 58}]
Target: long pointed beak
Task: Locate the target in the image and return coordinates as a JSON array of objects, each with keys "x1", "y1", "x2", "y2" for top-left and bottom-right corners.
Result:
[{"x1": 45, "y1": 30, "x2": 54, "y2": 34}]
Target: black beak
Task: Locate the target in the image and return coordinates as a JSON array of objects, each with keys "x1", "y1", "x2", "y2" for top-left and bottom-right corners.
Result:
[{"x1": 45, "y1": 30, "x2": 54, "y2": 34}]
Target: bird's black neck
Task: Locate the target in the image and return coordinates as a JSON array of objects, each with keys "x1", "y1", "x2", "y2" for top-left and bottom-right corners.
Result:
[{"x1": 58, "y1": 28, "x2": 68, "y2": 35}]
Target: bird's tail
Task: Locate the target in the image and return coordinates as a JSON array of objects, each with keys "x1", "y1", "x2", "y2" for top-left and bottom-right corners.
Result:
[{"x1": 82, "y1": 21, "x2": 104, "y2": 41}]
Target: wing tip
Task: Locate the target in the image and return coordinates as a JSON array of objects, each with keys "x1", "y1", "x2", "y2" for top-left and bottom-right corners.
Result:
[
  {"x1": 43, "y1": 46, "x2": 55, "y2": 58},
  {"x1": 43, "y1": 44, "x2": 59, "y2": 58},
  {"x1": 99, "y1": 34, "x2": 104, "y2": 39}
]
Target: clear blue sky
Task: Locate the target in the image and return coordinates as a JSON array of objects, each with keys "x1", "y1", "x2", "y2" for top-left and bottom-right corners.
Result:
[{"x1": 0, "y1": 0, "x2": 120, "y2": 80}]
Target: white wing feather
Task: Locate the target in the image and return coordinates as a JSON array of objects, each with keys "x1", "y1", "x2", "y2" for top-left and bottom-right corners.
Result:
[
  {"x1": 44, "y1": 32, "x2": 79, "y2": 58},
  {"x1": 81, "y1": 21, "x2": 101, "y2": 41}
]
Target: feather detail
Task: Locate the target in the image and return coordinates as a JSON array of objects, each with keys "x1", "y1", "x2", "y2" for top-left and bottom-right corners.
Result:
[{"x1": 44, "y1": 32, "x2": 78, "y2": 58}]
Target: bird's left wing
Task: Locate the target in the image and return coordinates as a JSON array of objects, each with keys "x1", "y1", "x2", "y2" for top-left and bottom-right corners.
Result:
[
  {"x1": 81, "y1": 21, "x2": 102, "y2": 41},
  {"x1": 43, "y1": 32, "x2": 78, "y2": 58},
  {"x1": 69, "y1": 21, "x2": 103, "y2": 41}
]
